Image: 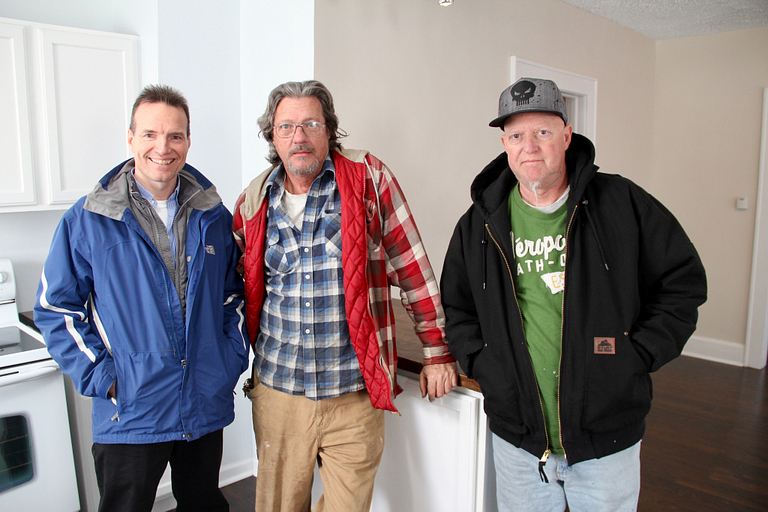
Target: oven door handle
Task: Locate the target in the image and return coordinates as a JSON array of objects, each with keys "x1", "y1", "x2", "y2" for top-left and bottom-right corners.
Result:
[{"x1": 0, "y1": 363, "x2": 58, "y2": 388}]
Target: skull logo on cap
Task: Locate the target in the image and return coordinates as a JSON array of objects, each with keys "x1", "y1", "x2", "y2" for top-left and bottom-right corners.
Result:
[{"x1": 511, "y1": 80, "x2": 536, "y2": 105}]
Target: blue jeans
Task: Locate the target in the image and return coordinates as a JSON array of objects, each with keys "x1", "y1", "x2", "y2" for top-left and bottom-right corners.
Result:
[{"x1": 492, "y1": 434, "x2": 641, "y2": 512}]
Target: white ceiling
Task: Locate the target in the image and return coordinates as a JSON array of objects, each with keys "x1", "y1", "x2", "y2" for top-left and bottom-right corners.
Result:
[{"x1": 559, "y1": 0, "x2": 768, "y2": 40}]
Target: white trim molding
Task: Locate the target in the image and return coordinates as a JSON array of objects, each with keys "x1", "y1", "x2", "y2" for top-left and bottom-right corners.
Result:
[
  {"x1": 682, "y1": 335, "x2": 745, "y2": 367},
  {"x1": 743, "y1": 88, "x2": 768, "y2": 370}
]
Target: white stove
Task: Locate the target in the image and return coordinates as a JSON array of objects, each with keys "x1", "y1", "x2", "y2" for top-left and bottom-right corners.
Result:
[
  {"x1": 0, "y1": 258, "x2": 80, "y2": 511},
  {"x1": 0, "y1": 323, "x2": 51, "y2": 366},
  {"x1": 0, "y1": 257, "x2": 53, "y2": 374}
]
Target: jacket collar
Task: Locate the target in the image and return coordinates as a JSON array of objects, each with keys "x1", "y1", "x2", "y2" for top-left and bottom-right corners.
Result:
[{"x1": 84, "y1": 159, "x2": 222, "y2": 220}]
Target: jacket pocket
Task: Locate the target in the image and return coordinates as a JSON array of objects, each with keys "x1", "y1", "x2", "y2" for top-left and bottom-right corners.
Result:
[
  {"x1": 470, "y1": 339, "x2": 527, "y2": 434},
  {"x1": 117, "y1": 350, "x2": 181, "y2": 433},
  {"x1": 581, "y1": 332, "x2": 651, "y2": 432},
  {"x1": 194, "y1": 337, "x2": 241, "y2": 420}
]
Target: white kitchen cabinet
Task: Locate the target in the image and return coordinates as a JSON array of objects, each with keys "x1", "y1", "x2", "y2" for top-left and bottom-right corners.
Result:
[
  {"x1": 0, "y1": 21, "x2": 35, "y2": 207},
  {"x1": 310, "y1": 371, "x2": 497, "y2": 512},
  {"x1": 0, "y1": 17, "x2": 138, "y2": 213}
]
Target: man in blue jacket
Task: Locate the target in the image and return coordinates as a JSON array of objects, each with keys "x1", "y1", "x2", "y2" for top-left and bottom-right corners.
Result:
[
  {"x1": 441, "y1": 78, "x2": 706, "y2": 511},
  {"x1": 35, "y1": 85, "x2": 249, "y2": 512}
]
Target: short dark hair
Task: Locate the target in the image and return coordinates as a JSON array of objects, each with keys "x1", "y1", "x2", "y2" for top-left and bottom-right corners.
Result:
[
  {"x1": 129, "y1": 84, "x2": 190, "y2": 136},
  {"x1": 258, "y1": 80, "x2": 346, "y2": 165}
]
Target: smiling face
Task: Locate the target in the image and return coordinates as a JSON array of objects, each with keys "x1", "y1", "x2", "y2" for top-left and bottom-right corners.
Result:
[
  {"x1": 501, "y1": 112, "x2": 573, "y2": 206},
  {"x1": 273, "y1": 96, "x2": 330, "y2": 186},
  {"x1": 128, "y1": 101, "x2": 190, "y2": 200}
]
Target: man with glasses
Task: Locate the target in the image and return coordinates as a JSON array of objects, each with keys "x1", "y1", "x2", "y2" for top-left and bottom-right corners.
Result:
[
  {"x1": 233, "y1": 80, "x2": 457, "y2": 512},
  {"x1": 440, "y1": 77, "x2": 707, "y2": 511}
]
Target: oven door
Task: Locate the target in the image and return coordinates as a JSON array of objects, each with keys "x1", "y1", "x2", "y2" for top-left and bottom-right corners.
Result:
[{"x1": 0, "y1": 359, "x2": 80, "y2": 512}]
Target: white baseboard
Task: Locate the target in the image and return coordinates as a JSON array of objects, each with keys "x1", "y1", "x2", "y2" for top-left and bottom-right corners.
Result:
[
  {"x1": 681, "y1": 334, "x2": 745, "y2": 367},
  {"x1": 219, "y1": 457, "x2": 257, "y2": 487}
]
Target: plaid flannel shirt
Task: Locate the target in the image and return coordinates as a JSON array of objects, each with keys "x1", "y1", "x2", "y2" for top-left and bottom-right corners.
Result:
[
  {"x1": 256, "y1": 158, "x2": 365, "y2": 400},
  {"x1": 233, "y1": 149, "x2": 455, "y2": 412}
]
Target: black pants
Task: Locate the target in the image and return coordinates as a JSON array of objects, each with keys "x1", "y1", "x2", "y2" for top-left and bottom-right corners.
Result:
[{"x1": 92, "y1": 429, "x2": 228, "y2": 512}]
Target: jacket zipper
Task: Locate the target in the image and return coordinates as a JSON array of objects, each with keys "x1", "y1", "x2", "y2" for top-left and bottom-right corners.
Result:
[
  {"x1": 484, "y1": 223, "x2": 552, "y2": 479},
  {"x1": 110, "y1": 396, "x2": 119, "y2": 422},
  {"x1": 129, "y1": 204, "x2": 184, "y2": 362},
  {"x1": 554, "y1": 205, "x2": 579, "y2": 465}
]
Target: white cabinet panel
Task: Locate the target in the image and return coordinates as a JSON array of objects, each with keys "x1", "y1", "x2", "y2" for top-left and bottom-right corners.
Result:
[
  {"x1": 40, "y1": 27, "x2": 138, "y2": 204},
  {"x1": 0, "y1": 22, "x2": 35, "y2": 206},
  {"x1": 310, "y1": 372, "x2": 492, "y2": 512},
  {"x1": 374, "y1": 374, "x2": 489, "y2": 511},
  {"x1": 0, "y1": 17, "x2": 138, "y2": 212}
]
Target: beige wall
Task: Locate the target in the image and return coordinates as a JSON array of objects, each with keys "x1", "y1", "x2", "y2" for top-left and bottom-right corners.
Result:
[
  {"x1": 653, "y1": 26, "x2": 768, "y2": 349},
  {"x1": 315, "y1": 0, "x2": 768, "y2": 360},
  {"x1": 315, "y1": 0, "x2": 655, "y2": 264}
]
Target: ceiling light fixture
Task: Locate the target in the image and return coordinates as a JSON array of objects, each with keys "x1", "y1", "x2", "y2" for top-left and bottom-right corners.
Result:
[{"x1": 439, "y1": 0, "x2": 453, "y2": 5}]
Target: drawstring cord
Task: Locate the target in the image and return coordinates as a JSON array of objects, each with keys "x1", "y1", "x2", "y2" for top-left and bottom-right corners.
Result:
[
  {"x1": 581, "y1": 199, "x2": 609, "y2": 271},
  {"x1": 481, "y1": 226, "x2": 488, "y2": 289}
]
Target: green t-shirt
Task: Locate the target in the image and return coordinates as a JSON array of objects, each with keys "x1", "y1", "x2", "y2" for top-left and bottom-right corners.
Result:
[{"x1": 509, "y1": 184, "x2": 567, "y2": 455}]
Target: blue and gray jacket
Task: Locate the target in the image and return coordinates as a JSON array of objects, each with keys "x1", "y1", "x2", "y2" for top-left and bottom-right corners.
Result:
[{"x1": 35, "y1": 159, "x2": 249, "y2": 444}]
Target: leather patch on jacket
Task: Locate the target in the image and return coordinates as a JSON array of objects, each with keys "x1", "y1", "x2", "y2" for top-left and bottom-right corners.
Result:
[{"x1": 594, "y1": 337, "x2": 616, "y2": 354}]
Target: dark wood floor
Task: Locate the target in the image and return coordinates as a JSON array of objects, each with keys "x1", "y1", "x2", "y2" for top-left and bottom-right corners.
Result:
[
  {"x1": 213, "y1": 356, "x2": 768, "y2": 512},
  {"x1": 220, "y1": 477, "x2": 257, "y2": 511},
  {"x1": 638, "y1": 355, "x2": 768, "y2": 511}
]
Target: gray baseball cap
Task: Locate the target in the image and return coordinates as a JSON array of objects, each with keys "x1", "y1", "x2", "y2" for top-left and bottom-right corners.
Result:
[{"x1": 489, "y1": 77, "x2": 568, "y2": 128}]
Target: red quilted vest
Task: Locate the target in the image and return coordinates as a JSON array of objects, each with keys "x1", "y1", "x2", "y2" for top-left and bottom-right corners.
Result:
[{"x1": 239, "y1": 151, "x2": 398, "y2": 412}]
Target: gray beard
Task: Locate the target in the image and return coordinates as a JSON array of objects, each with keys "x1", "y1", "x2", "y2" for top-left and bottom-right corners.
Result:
[{"x1": 286, "y1": 159, "x2": 321, "y2": 177}]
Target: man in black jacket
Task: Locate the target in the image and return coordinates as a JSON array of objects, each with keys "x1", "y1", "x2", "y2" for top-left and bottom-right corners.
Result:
[{"x1": 440, "y1": 77, "x2": 706, "y2": 511}]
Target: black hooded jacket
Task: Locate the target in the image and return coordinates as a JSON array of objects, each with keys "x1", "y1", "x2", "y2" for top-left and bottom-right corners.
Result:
[{"x1": 440, "y1": 134, "x2": 707, "y2": 464}]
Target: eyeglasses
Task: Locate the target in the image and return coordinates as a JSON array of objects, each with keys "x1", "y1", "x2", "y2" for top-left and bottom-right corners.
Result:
[
  {"x1": 273, "y1": 122, "x2": 326, "y2": 138},
  {"x1": 503, "y1": 129, "x2": 555, "y2": 145}
]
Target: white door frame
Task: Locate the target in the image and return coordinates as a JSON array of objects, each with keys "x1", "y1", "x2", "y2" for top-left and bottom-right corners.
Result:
[
  {"x1": 744, "y1": 88, "x2": 768, "y2": 369},
  {"x1": 510, "y1": 57, "x2": 597, "y2": 144}
]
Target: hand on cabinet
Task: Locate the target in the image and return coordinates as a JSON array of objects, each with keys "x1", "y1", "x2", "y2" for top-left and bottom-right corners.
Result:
[{"x1": 419, "y1": 362, "x2": 458, "y2": 402}]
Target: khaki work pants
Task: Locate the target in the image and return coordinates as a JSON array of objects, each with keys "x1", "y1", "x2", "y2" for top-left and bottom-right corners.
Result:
[{"x1": 249, "y1": 380, "x2": 386, "y2": 512}]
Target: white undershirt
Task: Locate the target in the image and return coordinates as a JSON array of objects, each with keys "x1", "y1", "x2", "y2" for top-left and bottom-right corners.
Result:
[
  {"x1": 522, "y1": 186, "x2": 571, "y2": 213},
  {"x1": 155, "y1": 199, "x2": 169, "y2": 228},
  {"x1": 282, "y1": 190, "x2": 308, "y2": 230}
]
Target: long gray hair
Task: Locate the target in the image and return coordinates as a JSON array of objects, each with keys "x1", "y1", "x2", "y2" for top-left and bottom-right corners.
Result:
[{"x1": 258, "y1": 80, "x2": 346, "y2": 165}]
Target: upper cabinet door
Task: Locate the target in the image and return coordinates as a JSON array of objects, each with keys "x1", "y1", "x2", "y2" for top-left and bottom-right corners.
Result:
[
  {"x1": 0, "y1": 22, "x2": 36, "y2": 206},
  {"x1": 0, "y1": 17, "x2": 138, "y2": 213},
  {"x1": 39, "y1": 26, "x2": 138, "y2": 205}
]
